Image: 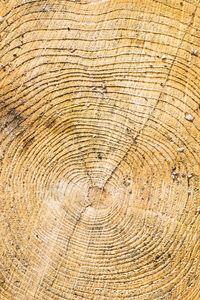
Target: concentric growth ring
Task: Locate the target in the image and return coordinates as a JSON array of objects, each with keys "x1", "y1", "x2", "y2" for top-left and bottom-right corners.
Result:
[{"x1": 0, "y1": 0, "x2": 200, "y2": 299}]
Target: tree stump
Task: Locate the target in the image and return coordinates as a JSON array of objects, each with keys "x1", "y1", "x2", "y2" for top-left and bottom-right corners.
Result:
[{"x1": 0, "y1": 0, "x2": 200, "y2": 299}]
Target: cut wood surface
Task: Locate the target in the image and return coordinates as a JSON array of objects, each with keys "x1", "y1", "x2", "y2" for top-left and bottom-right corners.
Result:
[{"x1": 0, "y1": 0, "x2": 200, "y2": 299}]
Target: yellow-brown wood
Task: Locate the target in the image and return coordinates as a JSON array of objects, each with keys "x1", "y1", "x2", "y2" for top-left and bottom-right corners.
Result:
[{"x1": 0, "y1": 0, "x2": 200, "y2": 299}]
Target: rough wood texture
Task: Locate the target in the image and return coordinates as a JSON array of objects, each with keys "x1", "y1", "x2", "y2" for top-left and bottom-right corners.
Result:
[{"x1": 0, "y1": 0, "x2": 200, "y2": 299}]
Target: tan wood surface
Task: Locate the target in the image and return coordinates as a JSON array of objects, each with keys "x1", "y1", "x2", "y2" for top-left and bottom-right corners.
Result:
[{"x1": 0, "y1": 0, "x2": 200, "y2": 299}]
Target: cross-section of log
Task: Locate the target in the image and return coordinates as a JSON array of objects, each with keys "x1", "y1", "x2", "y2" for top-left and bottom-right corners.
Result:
[{"x1": 0, "y1": 0, "x2": 200, "y2": 299}]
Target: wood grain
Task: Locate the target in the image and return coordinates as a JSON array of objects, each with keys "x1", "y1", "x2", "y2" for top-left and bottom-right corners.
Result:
[{"x1": 0, "y1": 0, "x2": 200, "y2": 299}]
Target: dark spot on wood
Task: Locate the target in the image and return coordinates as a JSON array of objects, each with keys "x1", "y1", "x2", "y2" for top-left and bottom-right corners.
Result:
[
  {"x1": 1, "y1": 108, "x2": 24, "y2": 133},
  {"x1": 3, "y1": 121, "x2": 8, "y2": 129},
  {"x1": 23, "y1": 136, "x2": 35, "y2": 151},
  {"x1": 7, "y1": 107, "x2": 24, "y2": 122},
  {"x1": 69, "y1": 48, "x2": 76, "y2": 53},
  {"x1": 8, "y1": 108, "x2": 16, "y2": 115},
  {"x1": 45, "y1": 117, "x2": 57, "y2": 129},
  {"x1": 123, "y1": 178, "x2": 131, "y2": 187},
  {"x1": 13, "y1": 114, "x2": 23, "y2": 122},
  {"x1": 133, "y1": 137, "x2": 137, "y2": 144},
  {"x1": 190, "y1": 49, "x2": 198, "y2": 56},
  {"x1": 172, "y1": 172, "x2": 179, "y2": 181},
  {"x1": 167, "y1": 136, "x2": 173, "y2": 142},
  {"x1": 1, "y1": 64, "x2": 6, "y2": 71},
  {"x1": 0, "y1": 279, "x2": 5, "y2": 285},
  {"x1": 102, "y1": 81, "x2": 107, "y2": 94},
  {"x1": 155, "y1": 254, "x2": 160, "y2": 260},
  {"x1": 98, "y1": 153, "x2": 102, "y2": 160}
]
